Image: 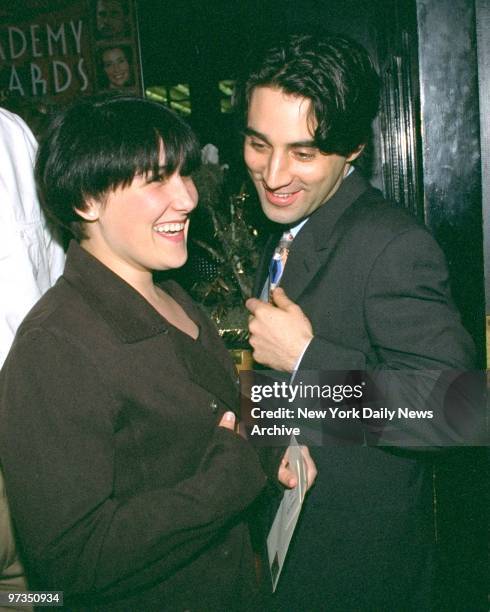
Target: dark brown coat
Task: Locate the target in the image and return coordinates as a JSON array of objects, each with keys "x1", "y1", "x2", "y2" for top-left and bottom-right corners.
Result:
[{"x1": 0, "y1": 242, "x2": 266, "y2": 611}]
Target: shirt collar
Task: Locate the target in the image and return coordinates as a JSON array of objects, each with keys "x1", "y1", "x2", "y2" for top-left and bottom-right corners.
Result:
[{"x1": 287, "y1": 165, "x2": 357, "y2": 237}]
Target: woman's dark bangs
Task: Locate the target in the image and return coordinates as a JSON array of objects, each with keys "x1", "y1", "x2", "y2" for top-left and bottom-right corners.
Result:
[
  {"x1": 83, "y1": 98, "x2": 200, "y2": 190},
  {"x1": 154, "y1": 118, "x2": 201, "y2": 179},
  {"x1": 177, "y1": 132, "x2": 201, "y2": 176},
  {"x1": 113, "y1": 129, "x2": 161, "y2": 188}
]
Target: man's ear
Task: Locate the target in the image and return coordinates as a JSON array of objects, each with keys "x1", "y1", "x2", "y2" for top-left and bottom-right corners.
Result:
[
  {"x1": 346, "y1": 144, "x2": 365, "y2": 163},
  {"x1": 74, "y1": 199, "x2": 100, "y2": 222}
]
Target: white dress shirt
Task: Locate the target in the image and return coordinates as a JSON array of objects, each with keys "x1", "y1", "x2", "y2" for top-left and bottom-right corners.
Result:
[{"x1": 0, "y1": 108, "x2": 65, "y2": 368}]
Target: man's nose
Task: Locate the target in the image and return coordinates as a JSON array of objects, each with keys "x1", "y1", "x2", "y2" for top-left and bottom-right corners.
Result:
[{"x1": 262, "y1": 151, "x2": 292, "y2": 190}]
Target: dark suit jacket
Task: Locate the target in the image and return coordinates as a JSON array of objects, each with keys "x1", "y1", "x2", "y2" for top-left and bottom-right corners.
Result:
[
  {"x1": 0, "y1": 242, "x2": 266, "y2": 611},
  {"x1": 254, "y1": 171, "x2": 475, "y2": 611}
]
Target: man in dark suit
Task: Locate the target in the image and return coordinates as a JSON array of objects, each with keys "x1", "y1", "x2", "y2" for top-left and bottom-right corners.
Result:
[{"x1": 241, "y1": 33, "x2": 476, "y2": 611}]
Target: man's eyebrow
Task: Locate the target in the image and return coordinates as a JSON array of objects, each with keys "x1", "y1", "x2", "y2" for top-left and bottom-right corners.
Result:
[
  {"x1": 243, "y1": 127, "x2": 317, "y2": 148},
  {"x1": 288, "y1": 139, "x2": 317, "y2": 148},
  {"x1": 243, "y1": 127, "x2": 270, "y2": 143}
]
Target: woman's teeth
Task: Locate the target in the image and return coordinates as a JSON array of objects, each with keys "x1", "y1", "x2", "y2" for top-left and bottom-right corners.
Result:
[{"x1": 153, "y1": 222, "x2": 185, "y2": 234}]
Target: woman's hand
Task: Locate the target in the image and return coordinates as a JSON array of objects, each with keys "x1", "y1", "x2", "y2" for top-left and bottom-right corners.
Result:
[
  {"x1": 219, "y1": 412, "x2": 251, "y2": 440},
  {"x1": 219, "y1": 411, "x2": 237, "y2": 432}
]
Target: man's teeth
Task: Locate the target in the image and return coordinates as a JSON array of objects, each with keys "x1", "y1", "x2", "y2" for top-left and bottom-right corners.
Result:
[
  {"x1": 153, "y1": 222, "x2": 185, "y2": 233},
  {"x1": 268, "y1": 191, "x2": 297, "y2": 198}
]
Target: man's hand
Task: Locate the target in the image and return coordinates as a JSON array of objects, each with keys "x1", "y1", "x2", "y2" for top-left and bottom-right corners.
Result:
[
  {"x1": 278, "y1": 445, "x2": 317, "y2": 492},
  {"x1": 246, "y1": 288, "x2": 313, "y2": 372}
]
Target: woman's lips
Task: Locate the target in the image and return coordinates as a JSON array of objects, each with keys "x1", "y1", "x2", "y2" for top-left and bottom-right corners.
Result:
[{"x1": 153, "y1": 221, "x2": 187, "y2": 242}]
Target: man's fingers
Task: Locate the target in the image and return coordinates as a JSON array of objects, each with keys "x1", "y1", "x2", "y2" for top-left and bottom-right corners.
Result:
[
  {"x1": 245, "y1": 297, "x2": 261, "y2": 314},
  {"x1": 270, "y1": 287, "x2": 295, "y2": 310},
  {"x1": 218, "y1": 411, "x2": 236, "y2": 431}
]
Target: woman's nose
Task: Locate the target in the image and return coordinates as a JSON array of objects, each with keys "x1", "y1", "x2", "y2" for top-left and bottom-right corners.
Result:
[{"x1": 170, "y1": 175, "x2": 198, "y2": 211}]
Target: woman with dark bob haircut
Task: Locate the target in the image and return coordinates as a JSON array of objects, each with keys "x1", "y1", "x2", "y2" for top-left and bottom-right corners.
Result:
[{"x1": 0, "y1": 95, "x2": 266, "y2": 610}]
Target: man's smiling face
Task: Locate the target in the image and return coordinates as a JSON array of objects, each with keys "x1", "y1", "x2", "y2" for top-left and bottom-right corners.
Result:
[{"x1": 244, "y1": 86, "x2": 360, "y2": 225}]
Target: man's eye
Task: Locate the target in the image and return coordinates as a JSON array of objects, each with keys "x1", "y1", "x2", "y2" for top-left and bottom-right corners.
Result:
[
  {"x1": 249, "y1": 140, "x2": 267, "y2": 151},
  {"x1": 294, "y1": 151, "x2": 315, "y2": 161}
]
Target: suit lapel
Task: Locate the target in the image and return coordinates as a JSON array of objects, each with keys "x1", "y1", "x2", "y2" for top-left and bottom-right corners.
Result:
[
  {"x1": 280, "y1": 230, "x2": 322, "y2": 302},
  {"x1": 279, "y1": 171, "x2": 371, "y2": 303}
]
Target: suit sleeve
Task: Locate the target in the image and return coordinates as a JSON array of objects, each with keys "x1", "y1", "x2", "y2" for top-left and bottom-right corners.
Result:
[
  {"x1": 0, "y1": 327, "x2": 266, "y2": 596},
  {"x1": 300, "y1": 227, "x2": 475, "y2": 370},
  {"x1": 298, "y1": 227, "x2": 482, "y2": 447},
  {"x1": 364, "y1": 228, "x2": 474, "y2": 369}
]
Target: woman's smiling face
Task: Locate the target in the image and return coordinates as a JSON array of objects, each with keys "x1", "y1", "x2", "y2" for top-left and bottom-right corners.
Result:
[
  {"x1": 77, "y1": 147, "x2": 198, "y2": 280},
  {"x1": 103, "y1": 48, "x2": 130, "y2": 88}
]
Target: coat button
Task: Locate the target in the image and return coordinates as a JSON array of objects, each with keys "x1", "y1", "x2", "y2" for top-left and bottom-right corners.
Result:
[{"x1": 210, "y1": 399, "x2": 218, "y2": 413}]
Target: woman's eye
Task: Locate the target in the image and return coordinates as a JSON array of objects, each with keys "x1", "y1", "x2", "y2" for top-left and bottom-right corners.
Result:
[{"x1": 146, "y1": 174, "x2": 166, "y2": 184}]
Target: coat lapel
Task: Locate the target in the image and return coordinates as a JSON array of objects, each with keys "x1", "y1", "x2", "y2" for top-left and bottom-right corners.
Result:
[
  {"x1": 279, "y1": 171, "x2": 371, "y2": 303},
  {"x1": 279, "y1": 230, "x2": 322, "y2": 302},
  {"x1": 64, "y1": 245, "x2": 238, "y2": 409},
  {"x1": 162, "y1": 282, "x2": 239, "y2": 409},
  {"x1": 171, "y1": 330, "x2": 238, "y2": 409}
]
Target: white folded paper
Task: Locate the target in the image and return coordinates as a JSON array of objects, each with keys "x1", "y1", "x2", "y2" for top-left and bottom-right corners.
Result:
[{"x1": 266, "y1": 436, "x2": 307, "y2": 591}]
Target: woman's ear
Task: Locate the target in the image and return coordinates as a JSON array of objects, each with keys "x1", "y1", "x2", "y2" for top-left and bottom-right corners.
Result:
[
  {"x1": 346, "y1": 144, "x2": 365, "y2": 163},
  {"x1": 74, "y1": 200, "x2": 100, "y2": 222}
]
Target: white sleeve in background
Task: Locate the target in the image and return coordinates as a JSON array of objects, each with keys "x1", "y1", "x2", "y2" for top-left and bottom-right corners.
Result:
[{"x1": 0, "y1": 108, "x2": 65, "y2": 367}]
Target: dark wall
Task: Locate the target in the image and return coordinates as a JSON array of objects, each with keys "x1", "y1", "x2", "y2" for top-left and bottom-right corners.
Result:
[
  {"x1": 137, "y1": 0, "x2": 380, "y2": 176},
  {"x1": 138, "y1": 0, "x2": 377, "y2": 84},
  {"x1": 414, "y1": 6, "x2": 487, "y2": 612},
  {"x1": 476, "y1": 0, "x2": 490, "y2": 361},
  {"x1": 416, "y1": 0, "x2": 485, "y2": 364}
]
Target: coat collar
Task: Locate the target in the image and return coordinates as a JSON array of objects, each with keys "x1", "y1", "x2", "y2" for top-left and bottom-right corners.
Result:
[
  {"x1": 62, "y1": 241, "x2": 170, "y2": 343},
  {"x1": 62, "y1": 243, "x2": 238, "y2": 408}
]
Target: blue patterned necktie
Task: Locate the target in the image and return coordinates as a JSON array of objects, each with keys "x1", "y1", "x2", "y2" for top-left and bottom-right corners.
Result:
[{"x1": 268, "y1": 230, "x2": 294, "y2": 302}]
